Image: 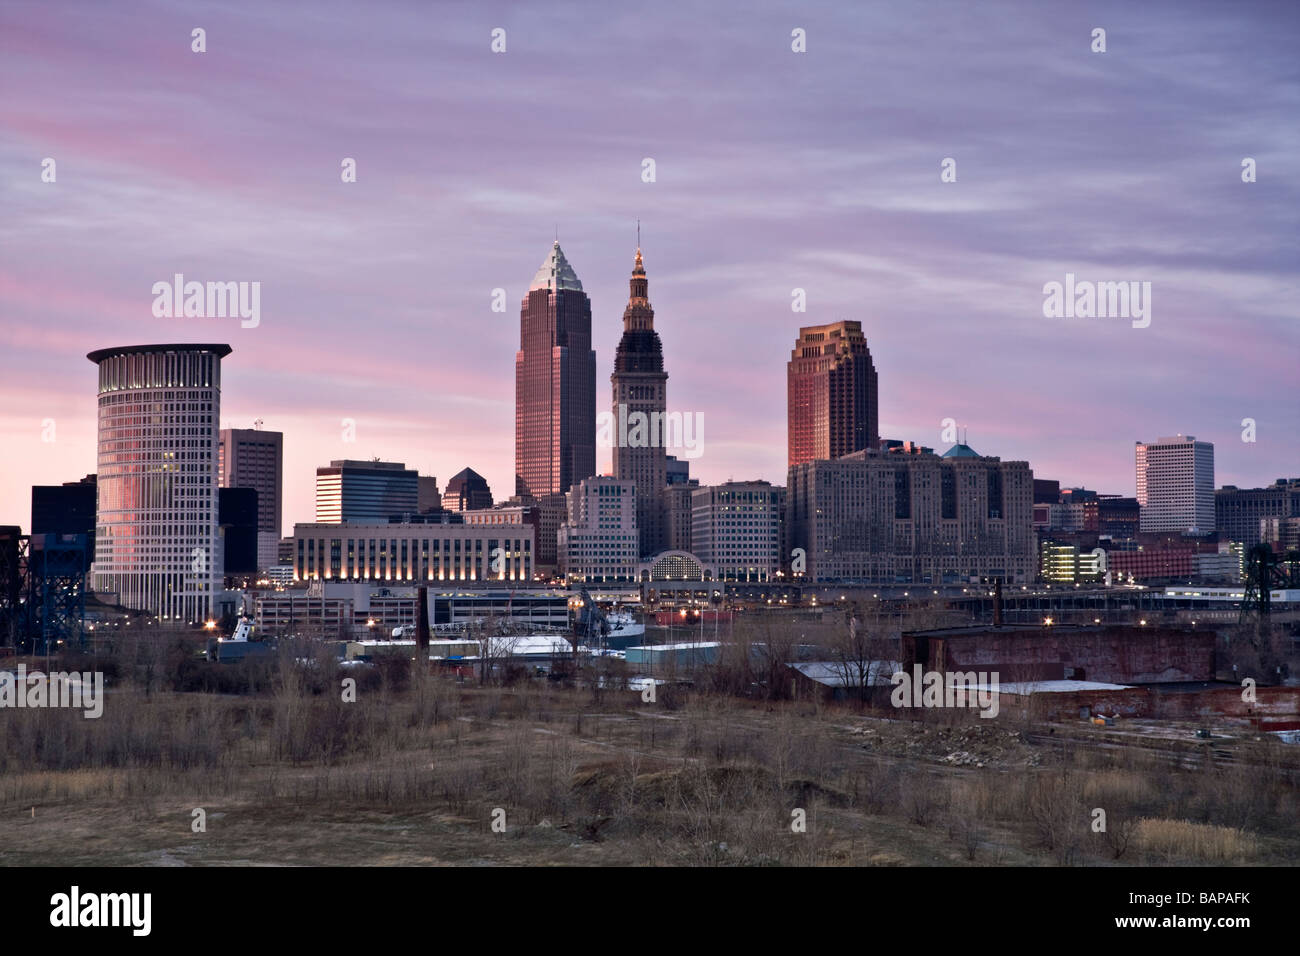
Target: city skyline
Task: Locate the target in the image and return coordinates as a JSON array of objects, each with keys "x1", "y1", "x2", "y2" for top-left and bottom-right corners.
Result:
[{"x1": 3, "y1": 1, "x2": 1298, "y2": 533}]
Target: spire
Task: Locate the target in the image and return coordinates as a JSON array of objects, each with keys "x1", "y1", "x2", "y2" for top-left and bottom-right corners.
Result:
[
  {"x1": 625, "y1": 241, "x2": 650, "y2": 325},
  {"x1": 530, "y1": 240, "x2": 583, "y2": 292},
  {"x1": 614, "y1": 236, "x2": 663, "y2": 372}
]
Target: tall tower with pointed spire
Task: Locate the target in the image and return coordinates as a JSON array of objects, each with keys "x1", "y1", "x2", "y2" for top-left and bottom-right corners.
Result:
[
  {"x1": 611, "y1": 243, "x2": 668, "y2": 558},
  {"x1": 515, "y1": 241, "x2": 596, "y2": 569}
]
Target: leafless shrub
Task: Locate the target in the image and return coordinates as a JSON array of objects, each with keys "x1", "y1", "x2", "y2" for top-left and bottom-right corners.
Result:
[
  {"x1": 900, "y1": 771, "x2": 946, "y2": 826},
  {"x1": 1024, "y1": 769, "x2": 1089, "y2": 865}
]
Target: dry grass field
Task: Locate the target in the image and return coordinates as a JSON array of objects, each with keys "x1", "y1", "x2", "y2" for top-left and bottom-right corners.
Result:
[{"x1": 2, "y1": 642, "x2": 1298, "y2": 866}]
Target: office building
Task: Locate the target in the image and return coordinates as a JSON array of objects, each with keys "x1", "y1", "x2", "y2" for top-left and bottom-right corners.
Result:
[
  {"x1": 1135, "y1": 435, "x2": 1214, "y2": 534},
  {"x1": 217, "y1": 486, "x2": 259, "y2": 577},
  {"x1": 1039, "y1": 540, "x2": 1106, "y2": 584},
  {"x1": 666, "y1": 483, "x2": 696, "y2": 554},
  {"x1": 1098, "y1": 496, "x2": 1140, "y2": 539},
  {"x1": 218, "y1": 426, "x2": 282, "y2": 568},
  {"x1": 515, "y1": 241, "x2": 596, "y2": 567},
  {"x1": 666, "y1": 455, "x2": 691, "y2": 486},
  {"x1": 785, "y1": 444, "x2": 1035, "y2": 584},
  {"x1": 611, "y1": 245, "x2": 669, "y2": 558},
  {"x1": 218, "y1": 427, "x2": 282, "y2": 531},
  {"x1": 417, "y1": 475, "x2": 441, "y2": 513},
  {"x1": 787, "y1": 320, "x2": 879, "y2": 468},
  {"x1": 1033, "y1": 479, "x2": 1061, "y2": 504},
  {"x1": 315, "y1": 459, "x2": 418, "y2": 523},
  {"x1": 1106, "y1": 536, "x2": 1222, "y2": 583},
  {"x1": 442, "y1": 468, "x2": 493, "y2": 513},
  {"x1": 31, "y1": 474, "x2": 97, "y2": 556},
  {"x1": 1215, "y1": 478, "x2": 1300, "y2": 546},
  {"x1": 87, "y1": 343, "x2": 230, "y2": 621},
  {"x1": 293, "y1": 518, "x2": 533, "y2": 583},
  {"x1": 1261, "y1": 516, "x2": 1300, "y2": 554},
  {"x1": 557, "y1": 476, "x2": 639, "y2": 583},
  {"x1": 253, "y1": 582, "x2": 568, "y2": 638},
  {"x1": 690, "y1": 480, "x2": 784, "y2": 582}
]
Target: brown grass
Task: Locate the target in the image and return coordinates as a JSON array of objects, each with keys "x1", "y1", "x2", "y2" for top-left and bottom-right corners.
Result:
[
  {"x1": 1, "y1": 637, "x2": 1298, "y2": 866},
  {"x1": 1134, "y1": 818, "x2": 1259, "y2": 863}
]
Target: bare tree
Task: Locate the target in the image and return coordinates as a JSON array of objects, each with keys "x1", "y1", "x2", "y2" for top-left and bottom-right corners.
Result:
[
  {"x1": 474, "y1": 614, "x2": 520, "y2": 685},
  {"x1": 749, "y1": 615, "x2": 800, "y2": 701},
  {"x1": 823, "y1": 610, "x2": 894, "y2": 707}
]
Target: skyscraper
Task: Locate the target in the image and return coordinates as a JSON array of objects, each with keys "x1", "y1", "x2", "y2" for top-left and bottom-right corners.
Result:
[
  {"x1": 218, "y1": 427, "x2": 282, "y2": 532},
  {"x1": 611, "y1": 245, "x2": 668, "y2": 558},
  {"x1": 315, "y1": 460, "x2": 418, "y2": 523},
  {"x1": 1136, "y1": 436, "x2": 1215, "y2": 534},
  {"x1": 87, "y1": 343, "x2": 230, "y2": 622},
  {"x1": 515, "y1": 241, "x2": 596, "y2": 567},
  {"x1": 787, "y1": 320, "x2": 879, "y2": 468},
  {"x1": 442, "y1": 468, "x2": 494, "y2": 512},
  {"x1": 218, "y1": 426, "x2": 283, "y2": 569}
]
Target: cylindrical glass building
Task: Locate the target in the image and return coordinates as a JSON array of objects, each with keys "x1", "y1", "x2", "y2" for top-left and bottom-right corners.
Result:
[{"x1": 86, "y1": 343, "x2": 232, "y2": 622}]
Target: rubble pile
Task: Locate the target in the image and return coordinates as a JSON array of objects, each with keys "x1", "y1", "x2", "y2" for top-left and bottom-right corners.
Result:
[{"x1": 849, "y1": 722, "x2": 1037, "y2": 768}]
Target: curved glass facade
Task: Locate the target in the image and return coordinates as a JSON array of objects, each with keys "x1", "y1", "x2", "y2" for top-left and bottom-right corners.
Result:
[{"x1": 88, "y1": 344, "x2": 229, "y2": 621}]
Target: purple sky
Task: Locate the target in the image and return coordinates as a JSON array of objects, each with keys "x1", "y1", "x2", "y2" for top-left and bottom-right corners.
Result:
[{"x1": 2, "y1": 0, "x2": 1297, "y2": 536}]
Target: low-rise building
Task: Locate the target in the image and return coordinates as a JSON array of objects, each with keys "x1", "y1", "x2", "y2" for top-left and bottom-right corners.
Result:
[{"x1": 292, "y1": 519, "x2": 533, "y2": 583}]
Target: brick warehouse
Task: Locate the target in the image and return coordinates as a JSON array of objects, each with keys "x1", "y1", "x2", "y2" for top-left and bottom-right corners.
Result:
[{"x1": 901, "y1": 623, "x2": 1216, "y2": 685}]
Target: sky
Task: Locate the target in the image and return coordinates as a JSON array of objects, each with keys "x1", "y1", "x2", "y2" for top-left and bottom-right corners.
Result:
[{"x1": 1, "y1": 0, "x2": 1297, "y2": 536}]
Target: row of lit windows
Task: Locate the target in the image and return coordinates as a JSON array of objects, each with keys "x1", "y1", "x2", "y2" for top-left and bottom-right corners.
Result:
[{"x1": 96, "y1": 352, "x2": 221, "y2": 393}]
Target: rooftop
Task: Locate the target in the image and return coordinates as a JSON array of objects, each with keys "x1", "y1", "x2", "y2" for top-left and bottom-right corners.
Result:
[
  {"x1": 790, "y1": 660, "x2": 900, "y2": 688},
  {"x1": 529, "y1": 241, "x2": 583, "y2": 292},
  {"x1": 87, "y1": 343, "x2": 232, "y2": 363}
]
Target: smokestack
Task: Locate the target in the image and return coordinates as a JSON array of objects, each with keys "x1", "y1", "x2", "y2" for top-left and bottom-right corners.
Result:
[
  {"x1": 993, "y1": 578, "x2": 1003, "y2": 627},
  {"x1": 416, "y1": 585, "x2": 430, "y2": 651}
]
